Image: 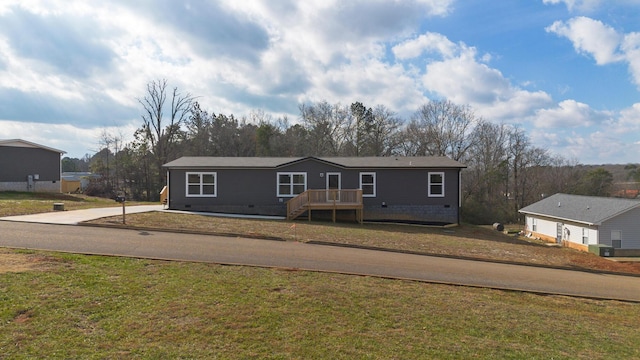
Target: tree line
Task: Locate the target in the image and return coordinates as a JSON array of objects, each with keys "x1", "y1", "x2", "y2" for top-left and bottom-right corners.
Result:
[{"x1": 62, "y1": 79, "x2": 634, "y2": 224}]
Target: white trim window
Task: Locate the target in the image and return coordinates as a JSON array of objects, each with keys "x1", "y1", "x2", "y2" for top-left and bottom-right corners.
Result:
[
  {"x1": 582, "y1": 228, "x2": 589, "y2": 245},
  {"x1": 428, "y1": 172, "x2": 445, "y2": 197},
  {"x1": 359, "y1": 172, "x2": 376, "y2": 197},
  {"x1": 531, "y1": 218, "x2": 537, "y2": 232},
  {"x1": 186, "y1": 172, "x2": 217, "y2": 197},
  {"x1": 277, "y1": 172, "x2": 307, "y2": 197}
]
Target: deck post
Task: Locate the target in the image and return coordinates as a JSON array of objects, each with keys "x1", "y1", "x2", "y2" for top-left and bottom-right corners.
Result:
[{"x1": 332, "y1": 197, "x2": 336, "y2": 222}]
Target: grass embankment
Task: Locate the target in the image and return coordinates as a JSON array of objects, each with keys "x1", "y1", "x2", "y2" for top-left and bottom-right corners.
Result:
[
  {"x1": 1, "y1": 192, "x2": 640, "y2": 358},
  {"x1": 1, "y1": 249, "x2": 639, "y2": 359}
]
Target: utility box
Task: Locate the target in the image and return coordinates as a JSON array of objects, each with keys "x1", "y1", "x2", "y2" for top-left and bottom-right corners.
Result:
[{"x1": 589, "y1": 244, "x2": 614, "y2": 257}]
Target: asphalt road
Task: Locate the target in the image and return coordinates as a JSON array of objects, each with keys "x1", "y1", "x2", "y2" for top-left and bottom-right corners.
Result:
[{"x1": 1, "y1": 220, "x2": 640, "y2": 301}]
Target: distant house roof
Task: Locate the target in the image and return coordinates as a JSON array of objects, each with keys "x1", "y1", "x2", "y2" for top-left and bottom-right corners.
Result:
[
  {"x1": 163, "y1": 156, "x2": 466, "y2": 169},
  {"x1": 519, "y1": 193, "x2": 640, "y2": 226},
  {"x1": 0, "y1": 139, "x2": 66, "y2": 154}
]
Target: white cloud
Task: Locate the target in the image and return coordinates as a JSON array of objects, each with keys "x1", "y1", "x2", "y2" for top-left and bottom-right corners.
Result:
[
  {"x1": 419, "y1": 45, "x2": 552, "y2": 121},
  {"x1": 392, "y1": 32, "x2": 458, "y2": 60},
  {"x1": 533, "y1": 99, "x2": 609, "y2": 128},
  {"x1": 547, "y1": 16, "x2": 640, "y2": 89},
  {"x1": 542, "y1": 0, "x2": 602, "y2": 12},
  {"x1": 0, "y1": 120, "x2": 139, "y2": 157},
  {"x1": 546, "y1": 17, "x2": 623, "y2": 65},
  {"x1": 621, "y1": 32, "x2": 640, "y2": 88},
  {"x1": 612, "y1": 102, "x2": 640, "y2": 133}
]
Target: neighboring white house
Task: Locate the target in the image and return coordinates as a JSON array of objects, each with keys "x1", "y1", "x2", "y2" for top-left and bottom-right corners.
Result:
[{"x1": 519, "y1": 193, "x2": 640, "y2": 257}]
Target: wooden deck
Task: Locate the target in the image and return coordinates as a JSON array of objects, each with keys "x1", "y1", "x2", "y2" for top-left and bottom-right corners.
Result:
[{"x1": 286, "y1": 189, "x2": 363, "y2": 223}]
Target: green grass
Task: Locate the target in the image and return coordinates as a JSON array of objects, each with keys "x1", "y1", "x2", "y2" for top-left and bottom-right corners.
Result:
[
  {"x1": 0, "y1": 191, "x2": 152, "y2": 217},
  {"x1": 1, "y1": 251, "x2": 639, "y2": 359}
]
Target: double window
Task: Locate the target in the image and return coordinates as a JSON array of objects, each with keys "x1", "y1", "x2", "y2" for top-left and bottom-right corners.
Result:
[
  {"x1": 428, "y1": 172, "x2": 444, "y2": 197},
  {"x1": 186, "y1": 172, "x2": 217, "y2": 197},
  {"x1": 277, "y1": 172, "x2": 306, "y2": 197},
  {"x1": 359, "y1": 172, "x2": 376, "y2": 197}
]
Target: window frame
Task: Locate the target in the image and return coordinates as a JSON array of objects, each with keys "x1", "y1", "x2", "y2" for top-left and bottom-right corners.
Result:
[
  {"x1": 611, "y1": 230, "x2": 622, "y2": 249},
  {"x1": 531, "y1": 218, "x2": 537, "y2": 232},
  {"x1": 277, "y1": 172, "x2": 307, "y2": 197},
  {"x1": 185, "y1": 172, "x2": 217, "y2": 197},
  {"x1": 582, "y1": 228, "x2": 589, "y2": 245},
  {"x1": 359, "y1": 172, "x2": 376, "y2": 197},
  {"x1": 428, "y1": 172, "x2": 445, "y2": 197}
]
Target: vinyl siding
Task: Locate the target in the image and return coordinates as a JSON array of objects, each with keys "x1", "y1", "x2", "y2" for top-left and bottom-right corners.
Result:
[
  {"x1": 0, "y1": 146, "x2": 61, "y2": 181},
  {"x1": 599, "y1": 207, "x2": 640, "y2": 249}
]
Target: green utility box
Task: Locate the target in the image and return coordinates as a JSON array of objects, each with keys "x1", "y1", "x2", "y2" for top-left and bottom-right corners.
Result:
[{"x1": 588, "y1": 244, "x2": 614, "y2": 257}]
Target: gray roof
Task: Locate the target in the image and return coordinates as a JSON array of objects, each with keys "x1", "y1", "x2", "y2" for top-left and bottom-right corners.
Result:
[
  {"x1": 164, "y1": 156, "x2": 466, "y2": 169},
  {"x1": 519, "y1": 193, "x2": 640, "y2": 225},
  {"x1": 0, "y1": 139, "x2": 66, "y2": 154}
]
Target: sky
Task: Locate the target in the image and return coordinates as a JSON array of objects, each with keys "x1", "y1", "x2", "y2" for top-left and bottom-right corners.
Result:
[{"x1": 0, "y1": 0, "x2": 639, "y2": 164}]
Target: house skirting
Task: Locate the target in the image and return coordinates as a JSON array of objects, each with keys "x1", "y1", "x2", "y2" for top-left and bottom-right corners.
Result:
[
  {"x1": 0, "y1": 181, "x2": 60, "y2": 193},
  {"x1": 364, "y1": 204, "x2": 458, "y2": 225},
  {"x1": 169, "y1": 203, "x2": 459, "y2": 225},
  {"x1": 613, "y1": 249, "x2": 640, "y2": 257}
]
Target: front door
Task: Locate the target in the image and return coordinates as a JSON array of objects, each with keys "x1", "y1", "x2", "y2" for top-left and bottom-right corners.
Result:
[{"x1": 326, "y1": 172, "x2": 341, "y2": 202}]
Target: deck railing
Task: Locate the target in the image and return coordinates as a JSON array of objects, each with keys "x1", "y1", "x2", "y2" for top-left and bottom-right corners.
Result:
[{"x1": 287, "y1": 189, "x2": 363, "y2": 222}]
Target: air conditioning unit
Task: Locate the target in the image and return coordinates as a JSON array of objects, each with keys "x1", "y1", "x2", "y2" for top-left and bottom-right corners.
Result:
[{"x1": 588, "y1": 244, "x2": 614, "y2": 257}]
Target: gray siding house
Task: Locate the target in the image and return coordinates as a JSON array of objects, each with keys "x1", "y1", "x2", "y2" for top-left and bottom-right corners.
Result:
[
  {"x1": 163, "y1": 156, "x2": 466, "y2": 225},
  {"x1": 519, "y1": 193, "x2": 640, "y2": 256},
  {"x1": 0, "y1": 139, "x2": 65, "y2": 193}
]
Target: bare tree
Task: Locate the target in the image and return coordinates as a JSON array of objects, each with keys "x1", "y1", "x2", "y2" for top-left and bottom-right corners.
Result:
[
  {"x1": 138, "y1": 79, "x2": 195, "y2": 196},
  {"x1": 299, "y1": 101, "x2": 352, "y2": 156},
  {"x1": 402, "y1": 100, "x2": 477, "y2": 161}
]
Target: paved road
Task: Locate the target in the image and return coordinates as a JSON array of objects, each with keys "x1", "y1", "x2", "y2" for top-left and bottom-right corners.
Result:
[{"x1": 1, "y1": 220, "x2": 639, "y2": 302}]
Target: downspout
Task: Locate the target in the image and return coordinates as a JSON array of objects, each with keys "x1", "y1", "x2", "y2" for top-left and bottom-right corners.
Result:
[{"x1": 458, "y1": 168, "x2": 462, "y2": 225}]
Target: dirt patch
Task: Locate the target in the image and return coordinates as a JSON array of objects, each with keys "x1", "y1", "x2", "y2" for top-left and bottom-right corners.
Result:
[{"x1": 0, "y1": 249, "x2": 60, "y2": 274}]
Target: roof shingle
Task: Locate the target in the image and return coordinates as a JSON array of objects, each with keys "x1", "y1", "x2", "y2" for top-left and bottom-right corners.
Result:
[
  {"x1": 163, "y1": 156, "x2": 466, "y2": 169},
  {"x1": 519, "y1": 193, "x2": 640, "y2": 225}
]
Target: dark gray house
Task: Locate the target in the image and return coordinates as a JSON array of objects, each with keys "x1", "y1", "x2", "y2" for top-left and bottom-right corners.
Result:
[
  {"x1": 0, "y1": 139, "x2": 65, "y2": 193},
  {"x1": 163, "y1": 156, "x2": 466, "y2": 225},
  {"x1": 519, "y1": 193, "x2": 640, "y2": 256}
]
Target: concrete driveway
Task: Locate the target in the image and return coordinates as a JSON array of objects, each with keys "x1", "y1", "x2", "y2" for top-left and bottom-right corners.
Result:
[
  {"x1": 0, "y1": 215, "x2": 639, "y2": 302},
  {"x1": 0, "y1": 205, "x2": 164, "y2": 225}
]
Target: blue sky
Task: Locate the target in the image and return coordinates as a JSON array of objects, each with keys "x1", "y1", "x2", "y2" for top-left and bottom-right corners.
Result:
[{"x1": 0, "y1": 0, "x2": 639, "y2": 164}]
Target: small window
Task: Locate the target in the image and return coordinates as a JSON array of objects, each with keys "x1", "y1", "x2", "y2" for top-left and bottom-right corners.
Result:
[
  {"x1": 611, "y1": 230, "x2": 622, "y2": 249},
  {"x1": 428, "y1": 172, "x2": 444, "y2": 197},
  {"x1": 359, "y1": 172, "x2": 376, "y2": 197},
  {"x1": 277, "y1": 172, "x2": 306, "y2": 197},
  {"x1": 186, "y1": 172, "x2": 217, "y2": 197},
  {"x1": 531, "y1": 218, "x2": 537, "y2": 232},
  {"x1": 582, "y1": 228, "x2": 588, "y2": 245}
]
